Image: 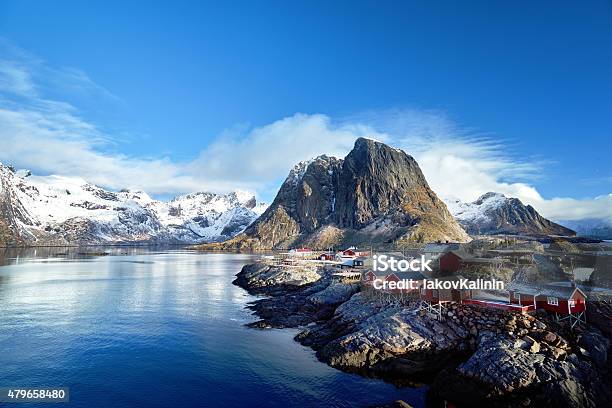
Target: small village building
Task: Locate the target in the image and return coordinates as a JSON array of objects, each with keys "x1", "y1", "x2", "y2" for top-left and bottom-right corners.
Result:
[
  {"x1": 422, "y1": 243, "x2": 460, "y2": 260},
  {"x1": 337, "y1": 247, "x2": 369, "y2": 259},
  {"x1": 420, "y1": 275, "x2": 473, "y2": 303},
  {"x1": 363, "y1": 269, "x2": 378, "y2": 284},
  {"x1": 418, "y1": 275, "x2": 473, "y2": 319},
  {"x1": 340, "y1": 256, "x2": 366, "y2": 269},
  {"x1": 318, "y1": 253, "x2": 334, "y2": 261},
  {"x1": 289, "y1": 248, "x2": 313, "y2": 257},
  {"x1": 439, "y1": 251, "x2": 464, "y2": 273},
  {"x1": 342, "y1": 248, "x2": 357, "y2": 257},
  {"x1": 382, "y1": 271, "x2": 425, "y2": 293},
  {"x1": 509, "y1": 282, "x2": 587, "y2": 328},
  {"x1": 422, "y1": 242, "x2": 461, "y2": 267},
  {"x1": 353, "y1": 257, "x2": 366, "y2": 267},
  {"x1": 538, "y1": 285, "x2": 587, "y2": 315}
]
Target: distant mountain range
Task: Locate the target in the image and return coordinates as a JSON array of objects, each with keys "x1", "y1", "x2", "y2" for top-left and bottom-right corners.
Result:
[
  {"x1": 203, "y1": 137, "x2": 470, "y2": 250},
  {"x1": 555, "y1": 219, "x2": 612, "y2": 240},
  {"x1": 3, "y1": 138, "x2": 605, "y2": 248},
  {"x1": 445, "y1": 192, "x2": 575, "y2": 237},
  {"x1": 0, "y1": 163, "x2": 266, "y2": 246}
]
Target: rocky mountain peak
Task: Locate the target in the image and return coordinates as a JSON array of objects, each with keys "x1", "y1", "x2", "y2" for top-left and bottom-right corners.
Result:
[
  {"x1": 475, "y1": 192, "x2": 506, "y2": 205},
  {"x1": 335, "y1": 137, "x2": 430, "y2": 229},
  {"x1": 216, "y1": 138, "x2": 470, "y2": 250}
]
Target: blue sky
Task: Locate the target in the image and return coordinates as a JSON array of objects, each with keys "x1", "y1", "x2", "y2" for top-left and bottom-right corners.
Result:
[{"x1": 0, "y1": 1, "x2": 611, "y2": 221}]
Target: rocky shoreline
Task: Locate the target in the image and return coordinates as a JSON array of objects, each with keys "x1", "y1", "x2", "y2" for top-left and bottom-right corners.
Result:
[{"x1": 235, "y1": 262, "x2": 612, "y2": 408}]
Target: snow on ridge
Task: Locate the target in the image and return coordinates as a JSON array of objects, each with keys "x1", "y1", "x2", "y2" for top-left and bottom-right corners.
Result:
[
  {"x1": 252, "y1": 201, "x2": 268, "y2": 216},
  {"x1": 288, "y1": 158, "x2": 316, "y2": 185},
  {"x1": 287, "y1": 154, "x2": 340, "y2": 187},
  {"x1": 0, "y1": 165, "x2": 263, "y2": 244},
  {"x1": 443, "y1": 192, "x2": 509, "y2": 223},
  {"x1": 360, "y1": 136, "x2": 385, "y2": 143},
  {"x1": 232, "y1": 189, "x2": 256, "y2": 205}
]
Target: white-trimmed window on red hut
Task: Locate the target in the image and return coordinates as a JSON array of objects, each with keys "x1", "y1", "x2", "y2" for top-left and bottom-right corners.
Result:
[{"x1": 547, "y1": 296, "x2": 559, "y2": 306}]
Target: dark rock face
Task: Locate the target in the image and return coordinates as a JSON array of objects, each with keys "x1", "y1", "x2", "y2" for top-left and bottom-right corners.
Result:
[
  {"x1": 579, "y1": 329, "x2": 610, "y2": 368},
  {"x1": 237, "y1": 155, "x2": 342, "y2": 249},
  {"x1": 431, "y1": 334, "x2": 610, "y2": 408},
  {"x1": 0, "y1": 211, "x2": 22, "y2": 247},
  {"x1": 452, "y1": 192, "x2": 576, "y2": 236},
  {"x1": 335, "y1": 138, "x2": 445, "y2": 229},
  {"x1": 233, "y1": 263, "x2": 357, "y2": 327},
  {"x1": 493, "y1": 200, "x2": 574, "y2": 236},
  {"x1": 212, "y1": 138, "x2": 468, "y2": 249}
]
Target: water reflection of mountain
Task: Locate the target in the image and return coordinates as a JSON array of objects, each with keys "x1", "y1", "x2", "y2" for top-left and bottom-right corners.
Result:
[{"x1": 0, "y1": 245, "x2": 188, "y2": 267}]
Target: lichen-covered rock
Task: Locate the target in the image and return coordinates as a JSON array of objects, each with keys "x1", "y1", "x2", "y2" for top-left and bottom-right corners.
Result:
[
  {"x1": 307, "y1": 282, "x2": 359, "y2": 306},
  {"x1": 319, "y1": 308, "x2": 468, "y2": 376},
  {"x1": 434, "y1": 334, "x2": 610, "y2": 407}
]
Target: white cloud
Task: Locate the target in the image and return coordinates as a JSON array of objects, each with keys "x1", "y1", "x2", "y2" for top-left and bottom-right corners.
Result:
[
  {"x1": 188, "y1": 114, "x2": 386, "y2": 193},
  {"x1": 0, "y1": 41, "x2": 609, "y2": 223},
  {"x1": 0, "y1": 60, "x2": 35, "y2": 96},
  {"x1": 0, "y1": 41, "x2": 386, "y2": 196},
  {"x1": 379, "y1": 121, "x2": 612, "y2": 223}
]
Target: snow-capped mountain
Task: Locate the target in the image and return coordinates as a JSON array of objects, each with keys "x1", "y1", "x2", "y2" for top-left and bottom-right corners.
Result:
[
  {"x1": 0, "y1": 163, "x2": 266, "y2": 246},
  {"x1": 444, "y1": 192, "x2": 575, "y2": 237}
]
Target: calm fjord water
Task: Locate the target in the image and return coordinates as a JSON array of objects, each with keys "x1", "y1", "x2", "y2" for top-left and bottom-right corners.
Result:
[{"x1": 0, "y1": 248, "x2": 424, "y2": 408}]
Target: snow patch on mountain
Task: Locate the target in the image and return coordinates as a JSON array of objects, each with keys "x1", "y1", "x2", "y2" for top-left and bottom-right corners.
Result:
[
  {"x1": 443, "y1": 192, "x2": 574, "y2": 236},
  {"x1": 0, "y1": 163, "x2": 267, "y2": 246},
  {"x1": 444, "y1": 192, "x2": 507, "y2": 223},
  {"x1": 286, "y1": 155, "x2": 336, "y2": 187}
]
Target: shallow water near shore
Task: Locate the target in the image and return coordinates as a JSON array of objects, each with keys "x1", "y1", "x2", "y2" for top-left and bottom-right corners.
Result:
[{"x1": 0, "y1": 247, "x2": 425, "y2": 408}]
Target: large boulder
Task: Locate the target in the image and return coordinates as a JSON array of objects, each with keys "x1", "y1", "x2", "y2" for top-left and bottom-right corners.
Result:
[
  {"x1": 319, "y1": 308, "x2": 468, "y2": 376},
  {"x1": 233, "y1": 262, "x2": 322, "y2": 294},
  {"x1": 432, "y1": 334, "x2": 610, "y2": 407}
]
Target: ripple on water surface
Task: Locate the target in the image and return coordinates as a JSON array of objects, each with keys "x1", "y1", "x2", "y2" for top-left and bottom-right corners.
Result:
[{"x1": 0, "y1": 249, "x2": 426, "y2": 408}]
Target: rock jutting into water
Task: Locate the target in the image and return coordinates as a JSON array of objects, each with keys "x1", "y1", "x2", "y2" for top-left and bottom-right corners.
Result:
[{"x1": 234, "y1": 262, "x2": 612, "y2": 407}]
